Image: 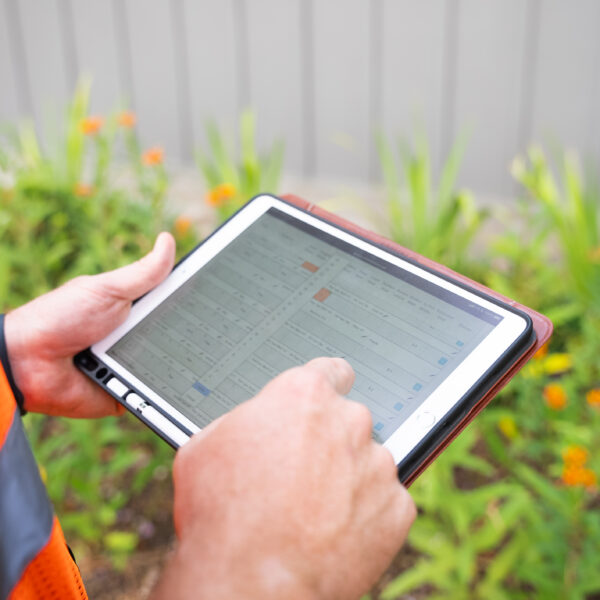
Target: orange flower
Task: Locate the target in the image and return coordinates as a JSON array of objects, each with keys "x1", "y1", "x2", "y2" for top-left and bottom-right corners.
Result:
[
  {"x1": 543, "y1": 383, "x2": 567, "y2": 410},
  {"x1": 562, "y1": 465, "x2": 597, "y2": 488},
  {"x1": 80, "y1": 116, "x2": 103, "y2": 136},
  {"x1": 533, "y1": 342, "x2": 549, "y2": 360},
  {"x1": 142, "y1": 147, "x2": 164, "y2": 166},
  {"x1": 586, "y1": 388, "x2": 600, "y2": 408},
  {"x1": 118, "y1": 111, "x2": 136, "y2": 128},
  {"x1": 206, "y1": 183, "x2": 236, "y2": 207},
  {"x1": 563, "y1": 445, "x2": 588, "y2": 468},
  {"x1": 73, "y1": 183, "x2": 93, "y2": 197},
  {"x1": 174, "y1": 216, "x2": 192, "y2": 238},
  {"x1": 589, "y1": 246, "x2": 600, "y2": 262},
  {"x1": 579, "y1": 469, "x2": 598, "y2": 488}
]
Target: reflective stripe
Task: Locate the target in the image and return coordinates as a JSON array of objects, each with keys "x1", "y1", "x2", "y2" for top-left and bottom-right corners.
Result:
[
  {"x1": 0, "y1": 367, "x2": 16, "y2": 445},
  {"x1": 0, "y1": 413, "x2": 53, "y2": 600}
]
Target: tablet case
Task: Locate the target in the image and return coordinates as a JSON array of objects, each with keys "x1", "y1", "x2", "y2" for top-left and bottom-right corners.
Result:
[{"x1": 281, "y1": 194, "x2": 553, "y2": 487}]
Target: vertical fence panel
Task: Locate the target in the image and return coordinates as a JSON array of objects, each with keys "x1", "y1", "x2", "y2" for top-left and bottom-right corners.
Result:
[
  {"x1": 69, "y1": 0, "x2": 122, "y2": 114},
  {"x1": 0, "y1": 0, "x2": 19, "y2": 124},
  {"x1": 125, "y1": 0, "x2": 181, "y2": 160},
  {"x1": 380, "y1": 1, "x2": 446, "y2": 178},
  {"x1": 183, "y1": 0, "x2": 238, "y2": 156},
  {"x1": 530, "y1": 0, "x2": 600, "y2": 160},
  {"x1": 246, "y1": 0, "x2": 304, "y2": 175},
  {"x1": 3, "y1": 1, "x2": 600, "y2": 192},
  {"x1": 313, "y1": 0, "x2": 371, "y2": 180},
  {"x1": 452, "y1": 0, "x2": 528, "y2": 195},
  {"x1": 18, "y1": 0, "x2": 69, "y2": 139}
]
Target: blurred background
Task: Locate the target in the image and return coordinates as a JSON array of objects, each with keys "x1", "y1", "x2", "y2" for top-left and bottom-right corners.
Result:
[
  {"x1": 2, "y1": 0, "x2": 599, "y2": 199},
  {"x1": 2, "y1": 2, "x2": 600, "y2": 599}
]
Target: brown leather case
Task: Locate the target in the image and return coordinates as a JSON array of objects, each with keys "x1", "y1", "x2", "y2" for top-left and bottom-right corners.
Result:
[{"x1": 281, "y1": 194, "x2": 553, "y2": 486}]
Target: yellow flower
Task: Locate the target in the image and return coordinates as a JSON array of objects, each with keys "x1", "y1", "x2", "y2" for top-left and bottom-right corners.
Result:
[
  {"x1": 174, "y1": 216, "x2": 192, "y2": 238},
  {"x1": 523, "y1": 352, "x2": 573, "y2": 380},
  {"x1": 118, "y1": 111, "x2": 136, "y2": 128},
  {"x1": 498, "y1": 416, "x2": 518, "y2": 439},
  {"x1": 563, "y1": 445, "x2": 588, "y2": 467},
  {"x1": 73, "y1": 183, "x2": 93, "y2": 197},
  {"x1": 142, "y1": 146, "x2": 164, "y2": 166},
  {"x1": 206, "y1": 183, "x2": 236, "y2": 207},
  {"x1": 586, "y1": 388, "x2": 600, "y2": 408},
  {"x1": 80, "y1": 116, "x2": 103, "y2": 135},
  {"x1": 543, "y1": 353, "x2": 573, "y2": 375},
  {"x1": 543, "y1": 383, "x2": 567, "y2": 410}
]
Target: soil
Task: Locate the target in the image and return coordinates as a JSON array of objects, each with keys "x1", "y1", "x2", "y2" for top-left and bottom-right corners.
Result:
[{"x1": 79, "y1": 478, "x2": 176, "y2": 600}]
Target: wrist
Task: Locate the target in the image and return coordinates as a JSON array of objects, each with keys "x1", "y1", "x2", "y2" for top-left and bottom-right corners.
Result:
[{"x1": 152, "y1": 534, "x2": 319, "y2": 600}]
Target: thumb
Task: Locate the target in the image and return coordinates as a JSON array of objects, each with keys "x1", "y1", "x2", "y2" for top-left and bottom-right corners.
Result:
[{"x1": 98, "y1": 232, "x2": 176, "y2": 300}]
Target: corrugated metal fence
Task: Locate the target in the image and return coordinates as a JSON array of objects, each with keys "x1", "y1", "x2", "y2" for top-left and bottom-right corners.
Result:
[{"x1": 1, "y1": 0, "x2": 599, "y2": 196}]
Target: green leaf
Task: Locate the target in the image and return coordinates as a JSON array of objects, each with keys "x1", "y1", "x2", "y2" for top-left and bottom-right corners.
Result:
[{"x1": 104, "y1": 531, "x2": 138, "y2": 553}]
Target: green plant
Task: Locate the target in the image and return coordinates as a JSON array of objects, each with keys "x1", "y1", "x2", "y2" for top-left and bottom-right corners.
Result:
[
  {"x1": 25, "y1": 414, "x2": 172, "y2": 568},
  {"x1": 380, "y1": 404, "x2": 600, "y2": 599},
  {"x1": 376, "y1": 132, "x2": 487, "y2": 276},
  {"x1": 0, "y1": 82, "x2": 184, "y2": 309},
  {"x1": 0, "y1": 80, "x2": 199, "y2": 566},
  {"x1": 511, "y1": 147, "x2": 600, "y2": 321},
  {"x1": 382, "y1": 427, "x2": 532, "y2": 600},
  {"x1": 196, "y1": 109, "x2": 284, "y2": 223}
]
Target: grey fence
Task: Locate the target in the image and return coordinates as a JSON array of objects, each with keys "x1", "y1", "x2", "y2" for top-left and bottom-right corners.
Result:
[{"x1": 1, "y1": 0, "x2": 599, "y2": 196}]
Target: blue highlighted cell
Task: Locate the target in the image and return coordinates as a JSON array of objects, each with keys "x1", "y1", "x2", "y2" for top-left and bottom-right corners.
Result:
[
  {"x1": 192, "y1": 381, "x2": 211, "y2": 396},
  {"x1": 374, "y1": 422, "x2": 384, "y2": 431},
  {"x1": 413, "y1": 383, "x2": 423, "y2": 392},
  {"x1": 456, "y1": 340, "x2": 464, "y2": 347},
  {"x1": 394, "y1": 402, "x2": 403, "y2": 411},
  {"x1": 438, "y1": 357, "x2": 448, "y2": 365}
]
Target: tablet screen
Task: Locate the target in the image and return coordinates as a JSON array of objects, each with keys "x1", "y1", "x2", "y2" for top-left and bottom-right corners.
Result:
[{"x1": 107, "y1": 208, "x2": 502, "y2": 443}]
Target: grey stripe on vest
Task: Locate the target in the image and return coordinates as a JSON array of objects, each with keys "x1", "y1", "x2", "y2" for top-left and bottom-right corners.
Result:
[{"x1": 0, "y1": 412, "x2": 53, "y2": 600}]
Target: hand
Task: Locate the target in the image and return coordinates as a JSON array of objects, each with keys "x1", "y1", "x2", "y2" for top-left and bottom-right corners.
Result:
[
  {"x1": 152, "y1": 357, "x2": 416, "y2": 600},
  {"x1": 5, "y1": 233, "x2": 175, "y2": 418}
]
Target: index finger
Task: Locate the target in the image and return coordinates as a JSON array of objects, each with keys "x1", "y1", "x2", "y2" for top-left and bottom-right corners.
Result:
[{"x1": 303, "y1": 357, "x2": 356, "y2": 396}]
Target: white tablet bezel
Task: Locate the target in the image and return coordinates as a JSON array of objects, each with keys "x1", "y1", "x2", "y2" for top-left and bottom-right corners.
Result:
[{"x1": 92, "y1": 194, "x2": 529, "y2": 464}]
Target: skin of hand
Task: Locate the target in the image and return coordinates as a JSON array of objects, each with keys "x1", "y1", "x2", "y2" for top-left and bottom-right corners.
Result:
[
  {"x1": 4, "y1": 232, "x2": 176, "y2": 418},
  {"x1": 152, "y1": 357, "x2": 416, "y2": 600}
]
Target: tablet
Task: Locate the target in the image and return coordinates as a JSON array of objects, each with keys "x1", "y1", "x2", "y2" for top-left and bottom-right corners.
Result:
[{"x1": 76, "y1": 194, "x2": 534, "y2": 479}]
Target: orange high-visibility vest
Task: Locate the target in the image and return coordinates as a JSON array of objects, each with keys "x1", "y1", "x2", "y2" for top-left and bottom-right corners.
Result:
[{"x1": 0, "y1": 364, "x2": 88, "y2": 600}]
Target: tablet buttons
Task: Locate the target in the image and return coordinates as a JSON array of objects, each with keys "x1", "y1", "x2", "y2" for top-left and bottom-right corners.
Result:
[
  {"x1": 416, "y1": 411, "x2": 436, "y2": 428},
  {"x1": 106, "y1": 377, "x2": 128, "y2": 398}
]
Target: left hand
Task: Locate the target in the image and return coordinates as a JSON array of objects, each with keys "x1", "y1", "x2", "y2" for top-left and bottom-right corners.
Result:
[{"x1": 5, "y1": 232, "x2": 175, "y2": 418}]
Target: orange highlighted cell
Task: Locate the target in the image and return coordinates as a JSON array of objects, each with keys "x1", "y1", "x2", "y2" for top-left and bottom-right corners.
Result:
[
  {"x1": 302, "y1": 261, "x2": 319, "y2": 273},
  {"x1": 313, "y1": 288, "x2": 331, "y2": 302}
]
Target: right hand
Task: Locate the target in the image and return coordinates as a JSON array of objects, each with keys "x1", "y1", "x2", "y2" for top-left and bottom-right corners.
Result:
[{"x1": 152, "y1": 357, "x2": 416, "y2": 600}]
